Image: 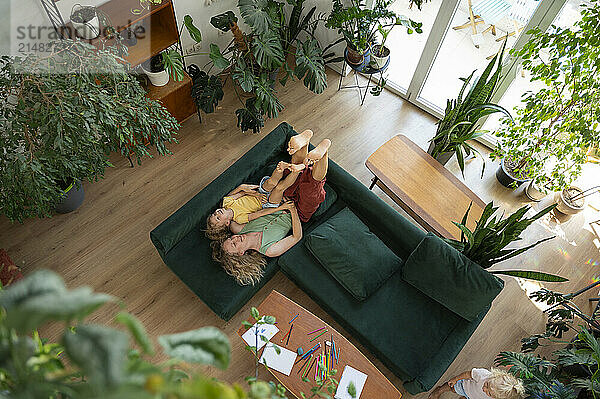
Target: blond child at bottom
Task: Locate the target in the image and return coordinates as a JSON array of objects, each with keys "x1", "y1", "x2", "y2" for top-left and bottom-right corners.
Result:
[{"x1": 429, "y1": 368, "x2": 525, "y2": 399}]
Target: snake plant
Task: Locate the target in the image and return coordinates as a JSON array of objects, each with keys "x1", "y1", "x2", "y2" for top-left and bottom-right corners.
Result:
[
  {"x1": 430, "y1": 41, "x2": 511, "y2": 177},
  {"x1": 444, "y1": 201, "x2": 567, "y2": 282}
]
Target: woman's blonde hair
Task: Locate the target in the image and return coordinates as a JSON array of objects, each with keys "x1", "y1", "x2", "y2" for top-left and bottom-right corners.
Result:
[
  {"x1": 205, "y1": 215, "x2": 230, "y2": 241},
  {"x1": 210, "y1": 239, "x2": 266, "y2": 285},
  {"x1": 486, "y1": 369, "x2": 525, "y2": 399}
]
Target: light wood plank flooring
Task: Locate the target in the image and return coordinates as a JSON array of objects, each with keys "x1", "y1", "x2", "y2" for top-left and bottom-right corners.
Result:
[{"x1": 1, "y1": 68, "x2": 599, "y2": 398}]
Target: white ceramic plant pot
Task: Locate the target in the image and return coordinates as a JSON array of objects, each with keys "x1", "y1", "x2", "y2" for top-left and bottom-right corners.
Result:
[
  {"x1": 524, "y1": 181, "x2": 548, "y2": 202},
  {"x1": 371, "y1": 45, "x2": 390, "y2": 70},
  {"x1": 141, "y1": 66, "x2": 169, "y2": 87},
  {"x1": 554, "y1": 186, "x2": 586, "y2": 215},
  {"x1": 71, "y1": 8, "x2": 100, "y2": 40}
]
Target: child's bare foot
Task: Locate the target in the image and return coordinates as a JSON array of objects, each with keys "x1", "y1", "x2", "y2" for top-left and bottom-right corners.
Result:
[
  {"x1": 287, "y1": 130, "x2": 313, "y2": 155},
  {"x1": 288, "y1": 163, "x2": 306, "y2": 173},
  {"x1": 304, "y1": 139, "x2": 331, "y2": 165},
  {"x1": 277, "y1": 161, "x2": 291, "y2": 173}
]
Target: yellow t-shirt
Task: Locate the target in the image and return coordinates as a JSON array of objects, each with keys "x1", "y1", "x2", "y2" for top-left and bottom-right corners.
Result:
[{"x1": 222, "y1": 195, "x2": 262, "y2": 224}]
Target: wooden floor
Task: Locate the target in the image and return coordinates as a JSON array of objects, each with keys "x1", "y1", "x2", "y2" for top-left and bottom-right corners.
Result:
[{"x1": 2, "y1": 68, "x2": 600, "y2": 398}]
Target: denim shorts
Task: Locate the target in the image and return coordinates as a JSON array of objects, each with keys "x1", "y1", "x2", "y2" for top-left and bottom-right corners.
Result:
[{"x1": 454, "y1": 380, "x2": 469, "y2": 399}]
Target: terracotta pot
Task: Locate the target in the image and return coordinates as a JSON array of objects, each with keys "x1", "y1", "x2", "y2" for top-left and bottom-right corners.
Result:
[
  {"x1": 345, "y1": 45, "x2": 371, "y2": 71},
  {"x1": 554, "y1": 186, "x2": 586, "y2": 215}
]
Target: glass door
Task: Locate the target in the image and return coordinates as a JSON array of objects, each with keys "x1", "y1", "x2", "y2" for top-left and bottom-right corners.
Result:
[{"x1": 480, "y1": 0, "x2": 588, "y2": 139}]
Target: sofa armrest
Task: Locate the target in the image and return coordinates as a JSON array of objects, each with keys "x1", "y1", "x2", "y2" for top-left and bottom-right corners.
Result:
[
  {"x1": 326, "y1": 161, "x2": 426, "y2": 260},
  {"x1": 150, "y1": 122, "x2": 294, "y2": 256},
  {"x1": 402, "y1": 305, "x2": 491, "y2": 394}
]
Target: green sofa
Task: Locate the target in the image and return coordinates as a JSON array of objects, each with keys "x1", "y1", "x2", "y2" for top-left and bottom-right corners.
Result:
[{"x1": 150, "y1": 122, "x2": 503, "y2": 394}]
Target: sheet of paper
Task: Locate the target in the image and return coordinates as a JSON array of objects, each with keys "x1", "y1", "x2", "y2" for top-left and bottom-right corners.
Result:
[
  {"x1": 259, "y1": 343, "x2": 298, "y2": 376},
  {"x1": 241, "y1": 318, "x2": 279, "y2": 351},
  {"x1": 335, "y1": 365, "x2": 368, "y2": 399}
]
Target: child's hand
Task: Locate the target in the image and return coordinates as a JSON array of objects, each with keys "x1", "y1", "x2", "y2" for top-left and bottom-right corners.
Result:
[{"x1": 278, "y1": 201, "x2": 295, "y2": 211}]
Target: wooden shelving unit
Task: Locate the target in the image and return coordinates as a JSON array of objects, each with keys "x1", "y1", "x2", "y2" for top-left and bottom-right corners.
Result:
[{"x1": 58, "y1": 0, "x2": 196, "y2": 122}]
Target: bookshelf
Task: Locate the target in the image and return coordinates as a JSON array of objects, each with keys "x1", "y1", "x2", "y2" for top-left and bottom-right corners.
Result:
[{"x1": 56, "y1": 0, "x2": 196, "y2": 122}]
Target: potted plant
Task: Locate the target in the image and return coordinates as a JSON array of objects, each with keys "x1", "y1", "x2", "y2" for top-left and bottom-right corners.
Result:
[
  {"x1": 70, "y1": 4, "x2": 100, "y2": 40},
  {"x1": 428, "y1": 43, "x2": 511, "y2": 175},
  {"x1": 554, "y1": 185, "x2": 599, "y2": 215},
  {"x1": 0, "y1": 40, "x2": 179, "y2": 222},
  {"x1": 326, "y1": 0, "x2": 421, "y2": 71},
  {"x1": 443, "y1": 201, "x2": 566, "y2": 282},
  {"x1": 371, "y1": 25, "x2": 392, "y2": 69},
  {"x1": 491, "y1": 2, "x2": 600, "y2": 190},
  {"x1": 141, "y1": 53, "x2": 170, "y2": 86},
  {"x1": 175, "y1": 0, "x2": 339, "y2": 133}
]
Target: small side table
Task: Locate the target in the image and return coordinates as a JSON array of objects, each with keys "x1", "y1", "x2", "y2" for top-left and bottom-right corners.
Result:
[{"x1": 337, "y1": 50, "x2": 390, "y2": 105}]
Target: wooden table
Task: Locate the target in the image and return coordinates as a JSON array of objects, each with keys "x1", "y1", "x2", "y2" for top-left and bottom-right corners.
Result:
[
  {"x1": 238, "y1": 291, "x2": 401, "y2": 399},
  {"x1": 365, "y1": 135, "x2": 485, "y2": 240}
]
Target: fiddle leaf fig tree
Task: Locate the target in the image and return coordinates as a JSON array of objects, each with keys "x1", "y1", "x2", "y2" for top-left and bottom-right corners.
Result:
[
  {"x1": 491, "y1": 1, "x2": 600, "y2": 192},
  {"x1": 0, "y1": 40, "x2": 179, "y2": 222}
]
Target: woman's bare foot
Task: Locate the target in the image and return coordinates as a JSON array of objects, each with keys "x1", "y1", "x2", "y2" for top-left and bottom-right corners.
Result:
[
  {"x1": 287, "y1": 130, "x2": 313, "y2": 155},
  {"x1": 304, "y1": 139, "x2": 331, "y2": 165},
  {"x1": 288, "y1": 163, "x2": 306, "y2": 173}
]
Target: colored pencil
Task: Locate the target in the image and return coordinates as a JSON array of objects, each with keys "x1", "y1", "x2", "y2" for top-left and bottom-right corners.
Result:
[
  {"x1": 337, "y1": 348, "x2": 341, "y2": 364},
  {"x1": 307, "y1": 326, "x2": 325, "y2": 335},
  {"x1": 309, "y1": 329, "x2": 328, "y2": 342},
  {"x1": 296, "y1": 343, "x2": 320, "y2": 363},
  {"x1": 286, "y1": 324, "x2": 293, "y2": 345},
  {"x1": 305, "y1": 357, "x2": 317, "y2": 379},
  {"x1": 301, "y1": 354, "x2": 313, "y2": 378},
  {"x1": 296, "y1": 354, "x2": 312, "y2": 374},
  {"x1": 289, "y1": 313, "x2": 299, "y2": 324},
  {"x1": 280, "y1": 325, "x2": 292, "y2": 342}
]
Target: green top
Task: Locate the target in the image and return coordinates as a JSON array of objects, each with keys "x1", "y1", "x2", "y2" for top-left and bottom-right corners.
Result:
[{"x1": 240, "y1": 211, "x2": 292, "y2": 254}]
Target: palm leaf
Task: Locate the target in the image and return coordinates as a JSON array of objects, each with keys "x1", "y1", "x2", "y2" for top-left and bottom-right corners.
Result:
[
  {"x1": 495, "y1": 351, "x2": 554, "y2": 383},
  {"x1": 490, "y1": 270, "x2": 568, "y2": 282},
  {"x1": 554, "y1": 348, "x2": 597, "y2": 367},
  {"x1": 254, "y1": 73, "x2": 283, "y2": 118}
]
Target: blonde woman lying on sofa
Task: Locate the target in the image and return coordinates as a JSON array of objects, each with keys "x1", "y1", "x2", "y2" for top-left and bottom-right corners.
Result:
[{"x1": 207, "y1": 133, "x2": 331, "y2": 285}]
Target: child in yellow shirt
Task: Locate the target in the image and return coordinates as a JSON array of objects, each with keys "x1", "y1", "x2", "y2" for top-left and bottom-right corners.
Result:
[{"x1": 206, "y1": 161, "x2": 304, "y2": 240}]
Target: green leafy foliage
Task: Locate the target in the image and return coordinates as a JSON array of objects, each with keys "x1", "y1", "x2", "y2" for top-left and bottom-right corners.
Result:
[
  {"x1": 252, "y1": 32, "x2": 285, "y2": 70},
  {"x1": 162, "y1": 49, "x2": 184, "y2": 81},
  {"x1": 236, "y1": 98, "x2": 265, "y2": 133},
  {"x1": 183, "y1": 15, "x2": 202, "y2": 42},
  {"x1": 497, "y1": 326, "x2": 600, "y2": 399},
  {"x1": 430, "y1": 42, "x2": 510, "y2": 176},
  {"x1": 491, "y1": 2, "x2": 600, "y2": 192},
  {"x1": 184, "y1": 0, "x2": 331, "y2": 132},
  {"x1": 190, "y1": 71, "x2": 224, "y2": 115},
  {"x1": 239, "y1": 0, "x2": 278, "y2": 35},
  {"x1": 295, "y1": 38, "x2": 327, "y2": 94},
  {"x1": 115, "y1": 311, "x2": 155, "y2": 355},
  {"x1": 210, "y1": 11, "x2": 238, "y2": 32},
  {"x1": 0, "y1": 270, "x2": 303, "y2": 398},
  {"x1": 158, "y1": 327, "x2": 231, "y2": 370},
  {"x1": 347, "y1": 381, "x2": 357, "y2": 398},
  {"x1": 326, "y1": 0, "x2": 420, "y2": 53},
  {"x1": 0, "y1": 41, "x2": 179, "y2": 222},
  {"x1": 0, "y1": 270, "x2": 114, "y2": 333},
  {"x1": 209, "y1": 43, "x2": 231, "y2": 70},
  {"x1": 63, "y1": 324, "x2": 130, "y2": 388},
  {"x1": 443, "y1": 202, "x2": 560, "y2": 277}
]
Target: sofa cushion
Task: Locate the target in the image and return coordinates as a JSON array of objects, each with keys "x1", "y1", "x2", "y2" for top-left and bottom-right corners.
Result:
[
  {"x1": 304, "y1": 208, "x2": 403, "y2": 301},
  {"x1": 402, "y1": 233, "x2": 503, "y2": 321},
  {"x1": 278, "y1": 241, "x2": 484, "y2": 387}
]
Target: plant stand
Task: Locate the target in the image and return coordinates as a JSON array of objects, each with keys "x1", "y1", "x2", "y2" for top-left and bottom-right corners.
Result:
[{"x1": 337, "y1": 52, "x2": 390, "y2": 106}]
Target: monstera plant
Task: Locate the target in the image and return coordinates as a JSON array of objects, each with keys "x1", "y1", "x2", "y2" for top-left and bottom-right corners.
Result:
[{"x1": 181, "y1": 0, "x2": 340, "y2": 133}]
